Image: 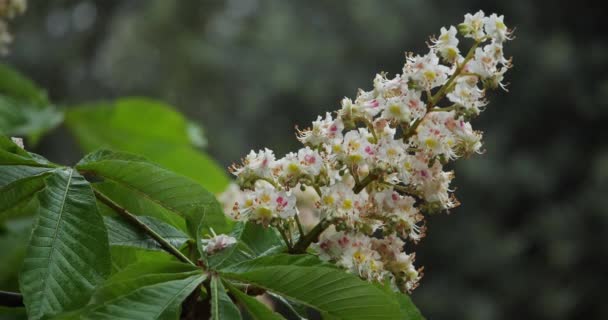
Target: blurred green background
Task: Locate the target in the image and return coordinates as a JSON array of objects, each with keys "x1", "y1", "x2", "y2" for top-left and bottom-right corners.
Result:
[{"x1": 2, "y1": 0, "x2": 607, "y2": 319}]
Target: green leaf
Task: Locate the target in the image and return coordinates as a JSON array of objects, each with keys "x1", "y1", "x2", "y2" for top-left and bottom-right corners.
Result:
[
  {"x1": 224, "y1": 281, "x2": 285, "y2": 320},
  {"x1": 0, "y1": 96, "x2": 63, "y2": 145},
  {"x1": 220, "y1": 254, "x2": 401, "y2": 320},
  {"x1": 394, "y1": 292, "x2": 425, "y2": 320},
  {"x1": 210, "y1": 276, "x2": 241, "y2": 320},
  {"x1": 108, "y1": 246, "x2": 174, "y2": 275},
  {"x1": 0, "y1": 306, "x2": 28, "y2": 320},
  {"x1": 19, "y1": 169, "x2": 111, "y2": 320},
  {"x1": 220, "y1": 254, "x2": 333, "y2": 272},
  {"x1": 0, "y1": 64, "x2": 62, "y2": 144},
  {"x1": 0, "y1": 64, "x2": 49, "y2": 106},
  {"x1": 104, "y1": 215, "x2": 190, "y2": 251},
  {"x1": 267, "y1": 292, "x2": 309, "y2": 320},
  {"x1": 0, "y1": 174, "x2": 47, "y2": 222},
  {"x1": 207, "y1": 222, "x2": 283, "y2": 269},
  {"x1": 82, "y1": 273, "x2": 205, "y2": 320},
  {"x1": 238, "y1": 222, "x2": 284, "y2": 256},
  {"x1": 90, "y1": 260, "x2": 200, "y2": 304},
  {"x1": 0, "y1": 136, "x2": 55, "y2": 168},
  {"x1": 0, "y1": 218, "x2": 34, "y2": 292},
  {"x1": 76, "y1": 149, "x2": 230, "y2": 237},
  {"x1": 65, "y1": 98, "x2": 229, "y2": 193},
  {"x1": 0, "y1": 165, "x2": 53, "y2": 187}
]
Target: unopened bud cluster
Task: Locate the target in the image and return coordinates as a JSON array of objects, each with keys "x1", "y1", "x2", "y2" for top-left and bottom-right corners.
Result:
[{"x1": 225, "y1": 11, "x2": 512, "y2": 292}]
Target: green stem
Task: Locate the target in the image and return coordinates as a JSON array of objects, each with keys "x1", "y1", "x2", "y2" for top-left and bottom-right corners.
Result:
[
  {"x1": 428, "y1": 40, "x2": 480, "y2": 107},
  {"x1": 93, "y1": 189, "x2": 196, "y2": 266},
  {"x1": 294, "y1": 214, "x2": 305, "y2": 236},
  {"x1": 278, "y1": 226, "x2": 292, "y2": 250}
]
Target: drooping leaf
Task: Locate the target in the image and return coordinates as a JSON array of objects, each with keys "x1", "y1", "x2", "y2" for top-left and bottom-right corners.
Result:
[
  {"x1": 0, "y1": 174, "x2": 47, "y2": 222},
  {"x1": 224, "y1": 281, "x2": 285, "y2": 320},
  {"x1": 19, "y1": 169, "x2": 111, "y2": 320},
  {"x1": 76, "y1": 149, "x2": 230, "y2": 237},
  {"x1": 104, "y1": 215, "x2": 190, "y2": 251},
  {"x1": 0, "y1": 65, "x2": 62, "y2": 144},
  {"x1": 81, "y1": 273, "x2": 205, "y2": 320},
  {"x1": 220, "y1": 254, "x2": 401, "y2": 320},
  {"x1": 65, "y1": 98, "x2": 229, "y2": 193},
  {"x1": 0, "y1": 64, "x2": 49, "y2": 106},
  {"x1": 0, "y1": 136, "x2": 55, "y2": 168},
  {"x1": 210, "y1": 276, "x2": 241, "y2": 320},
  {"x1": 0, "y1": 96, "x2": 63, "y2": 145}
]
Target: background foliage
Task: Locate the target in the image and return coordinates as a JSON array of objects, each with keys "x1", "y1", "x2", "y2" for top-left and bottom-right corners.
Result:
[{"x1": 2, "y1": 1, "x2": 607, "y2": 319}]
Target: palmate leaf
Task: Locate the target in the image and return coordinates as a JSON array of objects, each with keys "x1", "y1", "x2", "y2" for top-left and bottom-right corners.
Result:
[
  {"x1": 224, "y1": 281, "x2": 285, "y2": 320},
  {"x1": 65, "y1": 98, "x2": 229, "y2": 193},
  {"x1": 104, "y1": 215, "x2": 189, "y2": 252},
  {"x1": 19, "y1": 168, "x2": 111, "y2": 320},
  {"x1": 220, "y1": 254, "x2": 401, "y2": 320},
  {"x1": 210, "y1": 276, "x2": 241, "y2": 320},
  {"x1": 76, "y1": 149, "x2": 230, "y2": 238}
]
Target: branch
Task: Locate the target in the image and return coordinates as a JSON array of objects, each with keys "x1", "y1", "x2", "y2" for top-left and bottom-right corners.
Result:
[
  {"x1": 93, "y1": 189, "x2": 196, "y2": 266},
  {"x1": 289, "y1": 219, "x2": 329, "y2": 254}
]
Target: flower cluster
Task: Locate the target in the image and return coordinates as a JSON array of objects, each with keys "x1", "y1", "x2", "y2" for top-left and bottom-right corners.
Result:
[
  {"x1": 0, "y1": 0, "x2": 26, "y2": 54},
  {"x1": 225, "y1": 11, "x2": 512, "y2": 293}
]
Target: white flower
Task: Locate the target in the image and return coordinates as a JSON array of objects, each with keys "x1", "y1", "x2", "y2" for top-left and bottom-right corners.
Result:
[
  {"x1": 484, "y1": 13, "x2": 510, "y2": 43},
  {"x1": 204, "y1": 234, "x2": 237, "y2": 254},
  {"x1": 333, "y1": 129, "x2": 374, "y2": 166},
  {"x1": 319, "y1": 181, "x2": 364, "y2": 217},
  {"x1": 218, "y1": 183, "x2": 246, "y2": 218},
  {"x1": 432, "y1": 26, "x2": 460, "y2": 62},
  {"x1": 404, "y1": 50, "x2": 451, "y2": 89},
  {"x1": 447, "y1": 78, "x2": 486, "y2": 114},
  {"x1": 230, "y1": 148, "x2": 276, "y2": 186},
  {"x1": 459, "y1": 10, "x2": 486, "y2": 40},
  {"x1": 297, "y1": 112, "x2": 344, "y2": 147},
  {"x1": 415, "y1": 112, "x2": 458, "y2": 159},
  {"x1": 451, "y1": 119, "x2": 483, "y2": 157},
  {"x1": 232, "y1": 181, "x2": 298, "y2": 225},
  {"x1": 298, "y1": 147, "x2": 324, "y2": 175}
]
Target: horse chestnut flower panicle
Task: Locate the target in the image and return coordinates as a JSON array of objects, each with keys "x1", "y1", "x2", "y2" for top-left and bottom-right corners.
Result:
[{"x1": 225, "y1": 10, "x2": 513, "y2": 293}]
